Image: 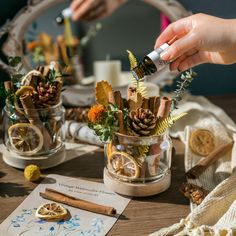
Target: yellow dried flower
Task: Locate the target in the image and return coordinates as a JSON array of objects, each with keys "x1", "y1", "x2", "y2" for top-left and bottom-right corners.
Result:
[{"x1": 88, "y1": 104, "x2": 106, "y2": 123}]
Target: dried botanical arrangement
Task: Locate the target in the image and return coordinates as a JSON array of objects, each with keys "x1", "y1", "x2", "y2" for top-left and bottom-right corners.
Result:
[
  {"x1": 3, "y1": 58, "x2": 64, "y2": 156},
  {"x1": 27, "y1": 23, "x2": 102, "y2": 84},
  {"x1": 87, "y1": 51, "x2": 196, "y2": 181}
]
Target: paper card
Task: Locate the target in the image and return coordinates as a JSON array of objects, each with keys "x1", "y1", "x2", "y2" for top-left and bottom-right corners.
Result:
[{"x1": 0, "y1": 174, "x2": 131, "y2": 236}]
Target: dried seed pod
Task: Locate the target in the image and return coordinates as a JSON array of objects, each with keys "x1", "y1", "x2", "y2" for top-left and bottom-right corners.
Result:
[{"x1": 180, "y1": 182, "x2": 209, "y2": 205}]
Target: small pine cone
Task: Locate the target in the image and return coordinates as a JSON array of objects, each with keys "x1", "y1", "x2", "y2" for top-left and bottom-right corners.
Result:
[
  {"x1": 65, "y1": 107, "x2": 90, "y2": 123},
  {"x1": 180, "y1": 183, "x2": 208, "y2": 205},
  {"x1": 128, "y1": 108, "x2": 156, "y2": 136},
  {"x1": 36, "y1": 82, "x2": 58, "y2": 106}
]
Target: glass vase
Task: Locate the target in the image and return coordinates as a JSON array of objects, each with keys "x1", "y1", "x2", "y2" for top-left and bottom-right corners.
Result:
[
  {"x1": 3, "y1": 100, "x2": 65, "y2": 158},
  {"x1": 104, "y1": 132, "x2": 172, "y2": 183}
]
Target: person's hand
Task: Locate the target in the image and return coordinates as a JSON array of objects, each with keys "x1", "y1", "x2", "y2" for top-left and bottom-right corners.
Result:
[
  {"x1": 155, "y1": 13, "x2": 236, "y2": 71},
  {"x1": 70, "y1": 0, "x2": 126, "y2": 21}
]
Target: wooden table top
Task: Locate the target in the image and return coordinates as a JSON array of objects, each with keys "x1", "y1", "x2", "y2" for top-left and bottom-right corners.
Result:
[{"x1": 0, "y1": 94, "x2": 235, "y2": 236}]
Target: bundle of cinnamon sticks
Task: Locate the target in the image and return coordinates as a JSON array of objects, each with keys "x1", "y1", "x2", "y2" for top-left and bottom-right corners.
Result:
[{"x1": 107, "y1": 86, "x2": 172, "y2": 135}]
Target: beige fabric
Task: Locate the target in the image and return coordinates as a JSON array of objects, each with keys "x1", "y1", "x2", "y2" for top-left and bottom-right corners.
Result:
[{"x1": 150, "y1": 94, "x2": 236, "y2": 236}]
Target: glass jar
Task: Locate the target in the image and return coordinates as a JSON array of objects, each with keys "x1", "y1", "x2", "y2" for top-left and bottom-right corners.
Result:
[
  {"x1": 105, "y1": 132, "x2": 172, "y2": 183},
  {"x1": 3, "y1": 100, "x2": 65, "y2": 158}
]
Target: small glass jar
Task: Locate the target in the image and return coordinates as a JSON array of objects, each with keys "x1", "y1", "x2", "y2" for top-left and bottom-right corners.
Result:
[
  {"x1": 3, "y1": 100, "x2": 65, "y2": 158},
  {"x1": 105, "y1": 132, "x2": 172, "y2": 183}
]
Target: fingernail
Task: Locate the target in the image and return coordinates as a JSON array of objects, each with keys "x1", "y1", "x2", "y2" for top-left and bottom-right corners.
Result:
[{"x1": 160, "y1": 51, "x2": 170, "y2": 60}]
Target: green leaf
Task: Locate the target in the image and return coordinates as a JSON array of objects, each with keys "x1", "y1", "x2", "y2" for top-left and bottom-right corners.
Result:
[{"x1": 7, "y1": 56, "x2": 21, "y2": 67}]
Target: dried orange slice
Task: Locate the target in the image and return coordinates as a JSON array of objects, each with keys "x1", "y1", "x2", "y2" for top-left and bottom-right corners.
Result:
[
  {"x1": 189, "y1": 129, "x2": 215, "y2": 156},
  {"x1": 35, "y1": 202, "x2": 68, "y2": 220},
  {"x1": 15, "y1": 85, "x2": 35, "y2": 97},
  {"x1": 109, "y1": 151, "x2": 140, "y2": 179},
  {"x1": 8, "y1": 123, "x2": 43, "y2": 155}
]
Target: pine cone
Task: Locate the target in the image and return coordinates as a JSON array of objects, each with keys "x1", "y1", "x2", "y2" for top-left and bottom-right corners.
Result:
[
  {"x1": 34, "y1": 82, "x2": 59, "y2": 107},
  {"x1": 128, "y1": 108, "x2": 156, "y2": 136},
  {"x1": 180, "y1": 183, "x2": 208, "y2": 205},
  {"x1": 65, "y1": 107, "x2": 90, "y2": 122}
]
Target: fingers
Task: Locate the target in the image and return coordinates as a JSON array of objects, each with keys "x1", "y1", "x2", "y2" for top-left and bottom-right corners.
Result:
[
  {"x1": 155, "y1": 17, "x2": 191, "y2": 48},
  {"x1": 79, "y1": 4, "x2": 106, "y2": 21},
  {"x1": 71, "y1": 0, "x2": 105, "y2": 21},
  {"x1": 70, "y1": 0, "x2": 85, "y2": 12},
  {"x1": 160, "y1": 33, "x2": 198, "y2": 61},
  {"x1": 171, "y1": 51, "x2": 210, "y2": 71},
  {"x1": 170, "y1": 48, "x2": 198, "y2": 71}
]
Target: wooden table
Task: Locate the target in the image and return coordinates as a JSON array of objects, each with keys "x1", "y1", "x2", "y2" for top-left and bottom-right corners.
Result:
[{"x1": 0, "y1": 95, "x2": 235, "y2": 236}]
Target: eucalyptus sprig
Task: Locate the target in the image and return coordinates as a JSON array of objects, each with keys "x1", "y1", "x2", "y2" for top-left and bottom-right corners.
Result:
[
  {"x1": 7, "y1": 56, "x2": 24, "y2": 88},
  {"x1": 171, "y1": 68, "x2": 197, "y2": 110}
]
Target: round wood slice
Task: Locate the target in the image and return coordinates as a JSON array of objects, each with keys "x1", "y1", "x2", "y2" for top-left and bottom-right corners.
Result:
[
  {"x1": 2, "y1": 145, "x2": 65, "y2": 170},
  {"x1": 103, "y1": 168, "x2": 171, "y2": 197}
]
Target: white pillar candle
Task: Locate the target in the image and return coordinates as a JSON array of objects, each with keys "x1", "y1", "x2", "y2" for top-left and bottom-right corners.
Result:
[{"x1": 93, "y1": 60, "x2": 121, "y2": 87}]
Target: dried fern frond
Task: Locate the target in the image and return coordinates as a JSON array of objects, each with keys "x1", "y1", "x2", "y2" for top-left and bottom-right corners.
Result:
[
  {"x1": 155, "y1": 112, "x2": 187, "y2": 135},
  {"x1": 131, "y1": 77, "x2": 148, "y2": 98},
  {"x1": 127, "y1": 50, "x2": 138, "y2": 70},
  {"x1": 136, "y1": 145, "x2": 149, "y2": 166}
]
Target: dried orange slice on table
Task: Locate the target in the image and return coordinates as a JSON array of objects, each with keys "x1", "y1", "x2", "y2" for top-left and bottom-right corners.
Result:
[
  {"x1": 189, "y1": 129, "x2": 215, "y2": 156},
  {"x1": 8, "y1": 123, "x2": 43, "y2": 155},
  {"x1": 35, "y1": 202, "x2": 68, "y2": 220},
  {"x1": 109, "y1": 151, "x2": 140, "y2": 180}
]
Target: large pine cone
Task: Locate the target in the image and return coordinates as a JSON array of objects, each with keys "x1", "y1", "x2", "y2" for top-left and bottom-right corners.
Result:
[{"x1": 128, "y1": 108, "x2": 156, "y2": 136}]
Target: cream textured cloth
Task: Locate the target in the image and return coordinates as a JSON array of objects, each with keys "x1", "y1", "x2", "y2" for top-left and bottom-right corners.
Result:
[
  {"x1": 150, "y1": 94, "x2": 236, "y2": 236},
  {"x1": 64, "y1": 121, "x2": 103, "y2": 146}
]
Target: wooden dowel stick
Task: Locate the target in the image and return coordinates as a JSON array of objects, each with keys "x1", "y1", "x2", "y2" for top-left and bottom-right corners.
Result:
[{"x1": 186, "y1": 142, "x2": 234, "y2": 179}]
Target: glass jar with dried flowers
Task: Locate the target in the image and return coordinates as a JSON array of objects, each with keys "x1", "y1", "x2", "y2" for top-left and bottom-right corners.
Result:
[
  {"x1": 2, "y1": 59, "x2": 65, "y2": 169},
  {"x1": 87, "y1": 51, "x2": 196, "y2": 196}
]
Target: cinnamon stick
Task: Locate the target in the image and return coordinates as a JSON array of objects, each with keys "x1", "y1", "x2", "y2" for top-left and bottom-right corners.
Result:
[
  {"x1": 117, "y1": 110, "x2": 125, "y2": 134},
  {"x1": 142, "y1": 98, "x2": 149, "y2": 109},
  {"x1": 20, "y1": 94, "x2": 53, "y2": 150},
  {"x1": 108, "y1": 91, "x2": 115, "y2": 105},
  {"x1": 186, "y1": 142, "x2": 233, "y2": 179},
  {"x1": 40, "y1": 188, "x2": 117, "y2": 216},
  {"x1": 4, "y1": 81, "x2": 14, "y2": 93},
  {"x1": 148, "y1": 97, "x2": 155, "y2": 113},
  {"x1": 153, "y1": 96, "x2": 160, "y2": 116},
  {"x1": 157, "y1": 97, "x2": 172, "y2": 119},
  {"x1": 114, "y1": 91, "x2": 123, "y2": 110}
]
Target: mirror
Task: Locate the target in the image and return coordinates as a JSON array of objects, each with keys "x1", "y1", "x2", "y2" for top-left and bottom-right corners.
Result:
[{"x1": 0, "y1": 0, "x2": 190, "y2": 86}]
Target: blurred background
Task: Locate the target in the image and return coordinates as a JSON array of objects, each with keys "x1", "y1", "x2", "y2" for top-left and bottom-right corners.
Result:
[{"x1": 0, "y1": 0, "x2": 236, "y2": 97}]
